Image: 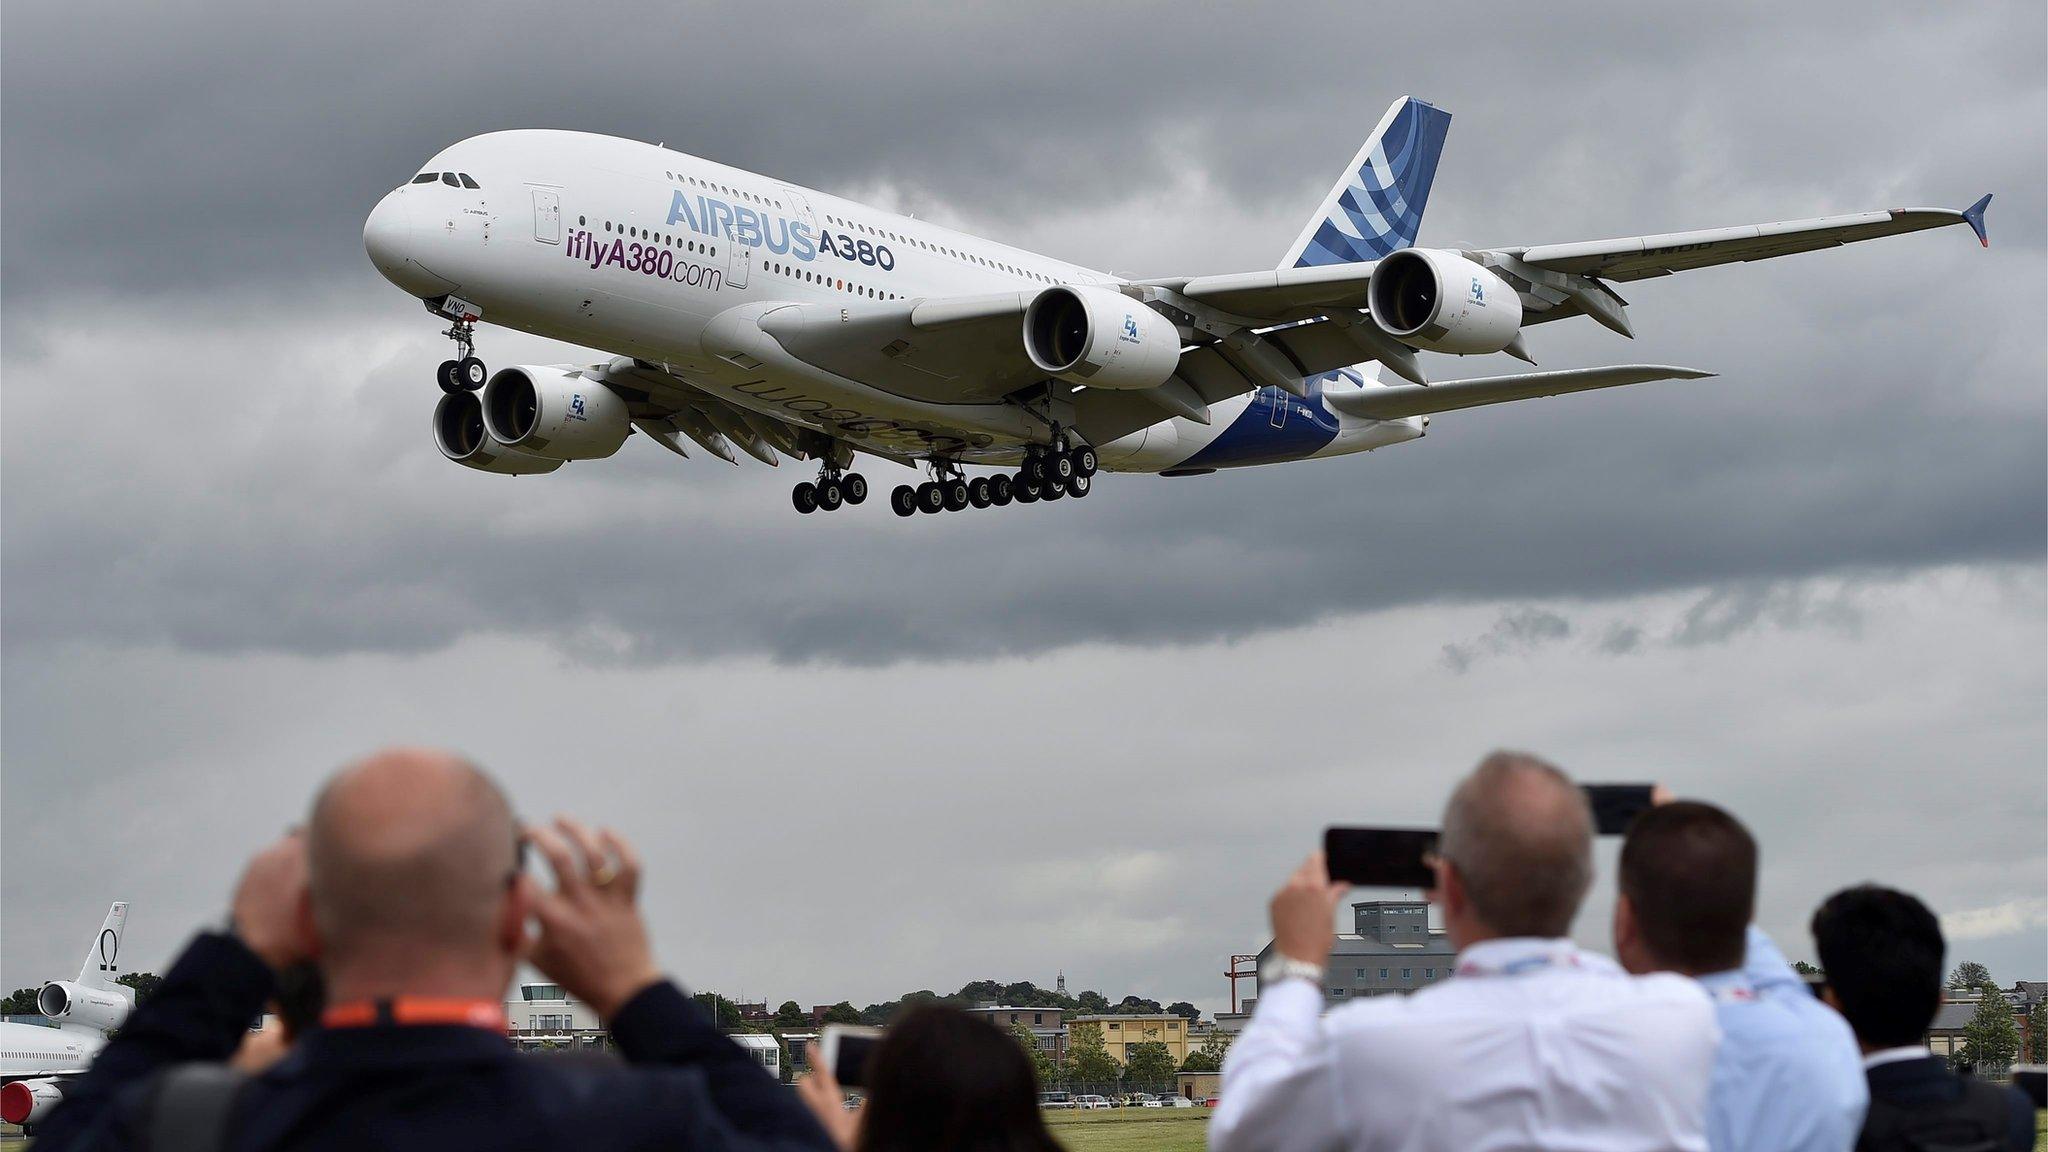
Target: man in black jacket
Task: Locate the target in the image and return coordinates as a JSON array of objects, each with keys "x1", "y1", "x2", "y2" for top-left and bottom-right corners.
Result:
[
  {"x1": 1811, "y1": 885, "x2": 2035, "y2": 1152},
  {"x1": 32, "y1": 748, "x2": 834, "y2": 1152}
]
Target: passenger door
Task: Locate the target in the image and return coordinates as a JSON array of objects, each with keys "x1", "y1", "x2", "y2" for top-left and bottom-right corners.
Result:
[
  {"x1": 725, "y1": 224, "x2": 750, "y2": 288},
  {"x1": 531, "y1": 188, "x2": 561, "y2": 245}
]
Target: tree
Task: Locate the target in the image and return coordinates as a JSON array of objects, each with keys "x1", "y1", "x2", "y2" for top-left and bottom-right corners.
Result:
[
  {"x1": 1947, "y1": 961, "x2": 1993, "y2": 991},
  {"x1": 1958, "y1": 988, "x2": 2020, "y2": 1073},
  {"x1": 1166, "y1": 1001, "x2": 1200, "y2": 1022},
  {"x1": 693, "y1": 992, "x2": 743, "y2": 1030},
  {"x1": 1180, "y1": 1036, "x2": 1225, "y2": 1074},
  {"x1": 116, "y1": 973, "x2": 163, "y2": 1004},
  {"x1": 1074, "y1": 990, "x2": 1112, "y2": 1014},
  {"x1": 1065, "y1": 1022, "x2": 1119, "y2": 1086},
  {"x1": 1124, "y1": 1041, "x2": 1176, "y2": 1087},
  {"x1": 1111, "y1": 995, "x2": 1163, "y2": 1015},
  {"x1": 2028, "y1": 1001, "x2": 2047, "y2": 1065},
  {"x1": 1008, "y1": 1021, "x2": 1056, "y2": 1086},
  {"x1": 773, "y1": 1000, "x2": 808, "y2": 1029},
  {"x1": 1791, "y1": 960, "x2": 1822, "y2": 977},
  {"x1": 821, "y1": 1001, "x2": 862, "y2": 1026},
  {"x1": 0, "y1": 988, "x2": 40, "y2": 1015}
]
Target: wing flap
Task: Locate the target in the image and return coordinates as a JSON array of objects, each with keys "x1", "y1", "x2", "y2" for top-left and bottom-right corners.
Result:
[{"x1": 1327, "y1": 364, "x2": 1714, "y2": 420}]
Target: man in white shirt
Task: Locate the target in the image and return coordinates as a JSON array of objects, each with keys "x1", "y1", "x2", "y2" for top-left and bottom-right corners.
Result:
[{"x1": 1211, "y1": 751, "x2": 1720, "y2": 1152}]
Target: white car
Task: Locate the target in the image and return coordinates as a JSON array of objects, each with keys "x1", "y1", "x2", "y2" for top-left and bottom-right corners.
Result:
[
  {"x1": 1162, "y1": 1096, "x2": 1195, "y2": 1108},
  {"x1": 1074, "y1": 1095, "x2": 1113, "y2": 1110},
  {"x1": 1133, "y1": 1094, "x2": 1163, "y2": 1108}
]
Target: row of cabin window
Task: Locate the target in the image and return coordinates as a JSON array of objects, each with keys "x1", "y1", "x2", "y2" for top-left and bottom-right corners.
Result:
[
  {"x1": 580, "y1": 217, "x2": 716, "y2": 259},
  {"x1": 412, "y1": 172, "x2": 480, "y2": 189},
  {"x1": 821, "y1": 213, "x2": 1056, "y2": 283},
  {"x1": 764, "y1": 260, "x2": 899, "y2": 301},
  {"x1": 665, "y1": 170, "x2": 783, "y2": 212}
]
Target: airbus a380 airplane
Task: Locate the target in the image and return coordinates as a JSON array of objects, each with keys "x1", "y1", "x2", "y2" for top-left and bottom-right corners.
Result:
[
  {"x1": 364, "y1": 97, "x2": 1989, "y2": 517},
  {"x1": 0, "y1": 903, "x2": 134, "y2": 1132}
]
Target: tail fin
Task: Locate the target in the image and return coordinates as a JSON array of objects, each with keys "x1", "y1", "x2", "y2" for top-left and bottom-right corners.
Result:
[
  {"x1": 75, "y1": 902, "x2": 128, "y2": 990},
  {"x1": 1279, "y1": 96, "x2": 1452, "y2": 270}
]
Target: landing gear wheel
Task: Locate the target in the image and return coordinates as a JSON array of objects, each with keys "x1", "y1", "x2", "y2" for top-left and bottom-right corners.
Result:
[
  {"x1": 792, "y1": 482, "x2": 818, "y2": 515},
  {"x1": 1015, "y1": 479, "x2": 1040, "y2": 504},
  {"x1": 1071, "y1": 445, "x2": 1099, "y2": 477},
  {"x1": 457, "y1": 356, "x2": 487, "y2": 391},
  {"x1": 817, "y1": 479, "x2": 844, "y2": 511},
  {"x1": 1025, "y1": 455, "x2": 1048, "y2": 483},
  {"x1": 991, "y1": 474, "x2": 1015, "y2": 506},
  {"x1": 968, "y1": 476, "x2": 994, "y2": 509},
  {"x1": 842, "y1": 473, "x2": 868, "y2": 505},
  {"x1": 891, "y1": 485, "x2": 918, "y2": 517},
  {"x1": 917, "y1": 482, "x2": 945, "y2": 514},
  {"x1": 1067, "y1": 472, "x2": 1092, "y2": 498},
  {"x1": 1042, "y1": 477, "x2": 1066, "y2": 501},
  {"x1": 437, "y1": 360, "x2": 464, "y2": 394},
  {"x1": 944, "y1": 480, "x2": 970, "y2": 512},
  {"x1": 1050, "y1": 453, "x2": 1076, "y2": 483}
]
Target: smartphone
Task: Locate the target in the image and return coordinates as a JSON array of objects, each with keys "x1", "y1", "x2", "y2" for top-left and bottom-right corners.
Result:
[
  {"x1": 1323, "y1": 827, "x2": 1438, "y2": 888},
  {"x1": 2013, "y1": 1066, "x2": 2046, "y2": 1108},
  {"x1": 819, "y1": 1024, "x2": 883, "y2": 1088},
  {"x1": 1582, "y1": 784, "x2": 1658, "y2": 836}
]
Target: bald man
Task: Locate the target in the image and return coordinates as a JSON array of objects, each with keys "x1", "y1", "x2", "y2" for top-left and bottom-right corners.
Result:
[
  {"x1": 33, "y1": 749, "x2": 833, "y2": 1152},
  {"x1": 1212, "y1": 752, "x2": 1722, "y2": 1152}
]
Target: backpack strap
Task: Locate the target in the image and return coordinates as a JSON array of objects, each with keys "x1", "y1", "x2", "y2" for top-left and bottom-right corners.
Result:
[{"x1": 146, "y1": 1063, "x2": 250, "y2": 1152}]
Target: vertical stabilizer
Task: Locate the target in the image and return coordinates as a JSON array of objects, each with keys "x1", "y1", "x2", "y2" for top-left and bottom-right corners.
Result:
[
  {"x1": 75, "y1": 902, "x2": 128, "y2": 991},
  {"x1": 1279, "y1": 96, "x2": 1451, "y2": 271}
]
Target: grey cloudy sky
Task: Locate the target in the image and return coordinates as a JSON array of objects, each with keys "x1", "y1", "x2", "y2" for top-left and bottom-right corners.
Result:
[{"x1": 3, "y1": 2, "x2": 2043, "y2": 1009}]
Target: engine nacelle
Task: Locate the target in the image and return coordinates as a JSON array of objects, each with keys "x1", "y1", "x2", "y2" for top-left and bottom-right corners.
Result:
[
  {"x1": 434, "y1": 391, "x2": 566, "y2": 475},
  {"x1": 38, "y1": 980, "x2": 132, "y2": 1033},
  {"x1": 0, "y1": 1078, "x2": 64, "y2": 1128},
  {"x1": 1368, "y1": 248, "x2": 1522, "y2": 355},
  {"x1": 480, "y1": 366, "x2": 631, "y2": 461},
  {"x1": 1023, "y1": 285, "x2": 1180, "y2": 391}
]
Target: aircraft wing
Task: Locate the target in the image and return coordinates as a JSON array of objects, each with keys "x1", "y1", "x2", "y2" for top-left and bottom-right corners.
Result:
[{"x1": 1324, "y1": 364, "x2": 1714, "y2": 420}]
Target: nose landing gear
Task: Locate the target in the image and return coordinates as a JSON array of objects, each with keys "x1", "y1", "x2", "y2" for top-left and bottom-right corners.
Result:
[{"x1": 436, "y1": 317, "x2": 487, "y2": 395}]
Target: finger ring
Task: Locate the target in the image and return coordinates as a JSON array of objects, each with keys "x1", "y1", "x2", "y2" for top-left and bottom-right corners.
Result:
[{"x1": 590, "y1": 863, "x2": 618, "y2": 887}]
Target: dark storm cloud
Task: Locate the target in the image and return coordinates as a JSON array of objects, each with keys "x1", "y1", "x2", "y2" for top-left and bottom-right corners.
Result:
[{"x1": 0, "y1": 0, "x2": 2042, "y2": 667}]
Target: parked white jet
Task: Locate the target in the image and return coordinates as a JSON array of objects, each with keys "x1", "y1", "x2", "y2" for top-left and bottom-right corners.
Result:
[
  {"x1": 364, "y1": 97, "x2": 1989, "y2": 516},
  {"x1": 0, "y1": 903, "x2": 134, "y2": 1131}
]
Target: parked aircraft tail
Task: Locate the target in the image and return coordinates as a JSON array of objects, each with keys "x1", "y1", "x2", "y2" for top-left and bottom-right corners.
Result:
[{"x1": 74, "y1": 902, "x2": 127, "y2": 991}]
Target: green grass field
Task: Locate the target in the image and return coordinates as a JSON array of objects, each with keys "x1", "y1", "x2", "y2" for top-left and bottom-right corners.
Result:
[{"x1": 1046, "y1": 1108, "x2": 1211, "y2": 1152}]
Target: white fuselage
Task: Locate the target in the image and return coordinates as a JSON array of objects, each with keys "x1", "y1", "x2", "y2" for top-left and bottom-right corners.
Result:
[{"x1": 364, "y1": 130, "x2": 1422, "y2": 473}]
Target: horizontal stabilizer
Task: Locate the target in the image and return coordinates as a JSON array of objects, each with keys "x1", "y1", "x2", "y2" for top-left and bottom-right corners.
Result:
[{"x1": 1327, "y1": 364, "x2": 1714, "y2": 420}]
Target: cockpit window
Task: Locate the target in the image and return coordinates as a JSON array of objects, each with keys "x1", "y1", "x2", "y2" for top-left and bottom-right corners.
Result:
[
  {"x1": 441, "y1": 172, "x2": 460, "y2": 187},
  {"x1": 457, "y1": 173, "x2": 480, "y2": 189},
  {"x1": 411, "y1": 173, "x2": 438, "y2": 184}
]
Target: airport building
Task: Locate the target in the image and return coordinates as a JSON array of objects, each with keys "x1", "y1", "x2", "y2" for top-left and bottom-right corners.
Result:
[
  {"x1": 1254, "y1": 900, "x2": 1459, "y2": 1003},
  {"x1": 1069, "y1": 1013, "x2": 1191, "y2": 1066},
  {"x1": 503, "y1": 982, "x2": 605, "y2": 1051},
  {"x1": 732, "y1": 1033, "x2": 781, "y2": 1079},
  {"x1": 963, "y1": 1005, "x2": 1067, "y2": 1061}
]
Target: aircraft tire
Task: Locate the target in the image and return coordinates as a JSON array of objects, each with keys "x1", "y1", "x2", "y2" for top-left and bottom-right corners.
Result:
[
  {"x1": 968, "y1": 477, "x2": 993, "y2": 508},
  {"x1": 1072, "y1": 446, "x2": 1099, "y2": 477},
  {"x1": 944, "y1": 480, "x2": 971, "y2": 512},
  {"x1": 842, "y1": 473, "x2": 868, "y2": 505},
  {"x1": 891, "y1": 485, "x2": 918, "y2": 517},
  {"x1": 437, "y1": 360, "x2": 464, "y2": 394},
  {"x1": 917, "y1": 482, "x2": 945, "y2": 514},
  {"x1": 792, "y1": 482, "x2": 818, "y2": 514},
  {"x1": 817, "y1": 480, "x2": 843, "y2": 511},
  {"x1": 1051, "y1": 453, "x2": 1075, "y2": 483},
  {"x1": 458, "y1": 356, "x2": 488, "y2": 390},
  {"x1": 991, "y1": 474, "x2": 1014, "y2": 505},
  {"x1": 1068, "y1": 473, "x2": 1092, "y2": 498},
  {"x1": 1042, "y1": 478, "x2": 1066, "y2": 501},
  {"x1": 1025, "y1": 456, "x2": 1048, "y2": 483}
]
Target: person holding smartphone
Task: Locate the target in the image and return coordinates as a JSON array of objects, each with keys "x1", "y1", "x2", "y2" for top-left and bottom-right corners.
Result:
[
  {"x1": 794, "y1": 1005, "x2": 1063, "y2": 1152},
  {"x1": 1212, "y1": 751, "x2": 1720, "y2": 1152}
]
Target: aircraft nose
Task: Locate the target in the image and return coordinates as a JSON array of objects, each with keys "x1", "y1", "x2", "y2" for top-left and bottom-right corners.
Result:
[{"x1": 364, "y1": 190, "x2": 414, "y2": 280}]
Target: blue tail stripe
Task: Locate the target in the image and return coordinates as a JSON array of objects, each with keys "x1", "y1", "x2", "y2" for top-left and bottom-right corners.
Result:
[{"x1": 1294, "y1": 98, "x2": 1451, "y2": 268}]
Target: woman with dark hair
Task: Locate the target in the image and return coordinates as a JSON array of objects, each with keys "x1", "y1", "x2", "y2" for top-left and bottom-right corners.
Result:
[{"x1": 796, "y1": 1004, "x2": 1066, "y2": 1152}]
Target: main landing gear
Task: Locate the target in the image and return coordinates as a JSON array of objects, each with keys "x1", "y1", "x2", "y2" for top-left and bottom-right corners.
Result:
[
  {"x1": 792, "y1": 464, "x2": 869, "y2": 515},
  {"x1": 436, "y1": 318, "x2": 487, "y2": 395},
  {"x1": 888, "y1": 443, "x2": 1098, "y2": 517}
]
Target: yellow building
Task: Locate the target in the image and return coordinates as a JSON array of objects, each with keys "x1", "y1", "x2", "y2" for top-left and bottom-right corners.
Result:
[{"x1": 1070, "y1": 1014, "x2": 1191, "y2": 1065}]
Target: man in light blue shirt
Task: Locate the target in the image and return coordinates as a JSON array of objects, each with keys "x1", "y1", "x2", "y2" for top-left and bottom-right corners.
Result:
[{"x1": 1614, "y1": 801, "x2": 1867, "y2": 1152}]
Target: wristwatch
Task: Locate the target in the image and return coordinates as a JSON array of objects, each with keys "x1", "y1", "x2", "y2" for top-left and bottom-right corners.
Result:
[{"x1": 1259, "y1": 954, "x2": 1326, "y2": 988}]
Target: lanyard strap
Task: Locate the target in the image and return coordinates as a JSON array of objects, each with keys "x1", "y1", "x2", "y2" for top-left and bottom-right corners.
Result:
[{"x1": 321, "y1": 997, "x2": 508, "y2": 1031}]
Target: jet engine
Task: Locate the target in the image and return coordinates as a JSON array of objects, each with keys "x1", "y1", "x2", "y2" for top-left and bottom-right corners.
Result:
[
  {"x1": 479, "y1": 366, "x2": 631, "y2": 461},
  {"x1": 434, "y1": 391, "x2": 566, "y2": 475},
  {"x1": 1368, "y1": 248, "x2": 1522, "y2": 355},
  {"x1": 37, "y1": 980, "x2": 132, "y2": 1033},
  {"x1": 0, "y1": 1078, "x2": 64, "y2": 1128},
  {"x1": 1023, "y1": 285, "x2": 1181, "y2": 390}
]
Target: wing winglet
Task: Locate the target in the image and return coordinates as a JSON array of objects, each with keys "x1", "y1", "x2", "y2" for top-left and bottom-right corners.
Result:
[{"x1": 1962, "y1": 193, "x2": 1992, "y2": 248}]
